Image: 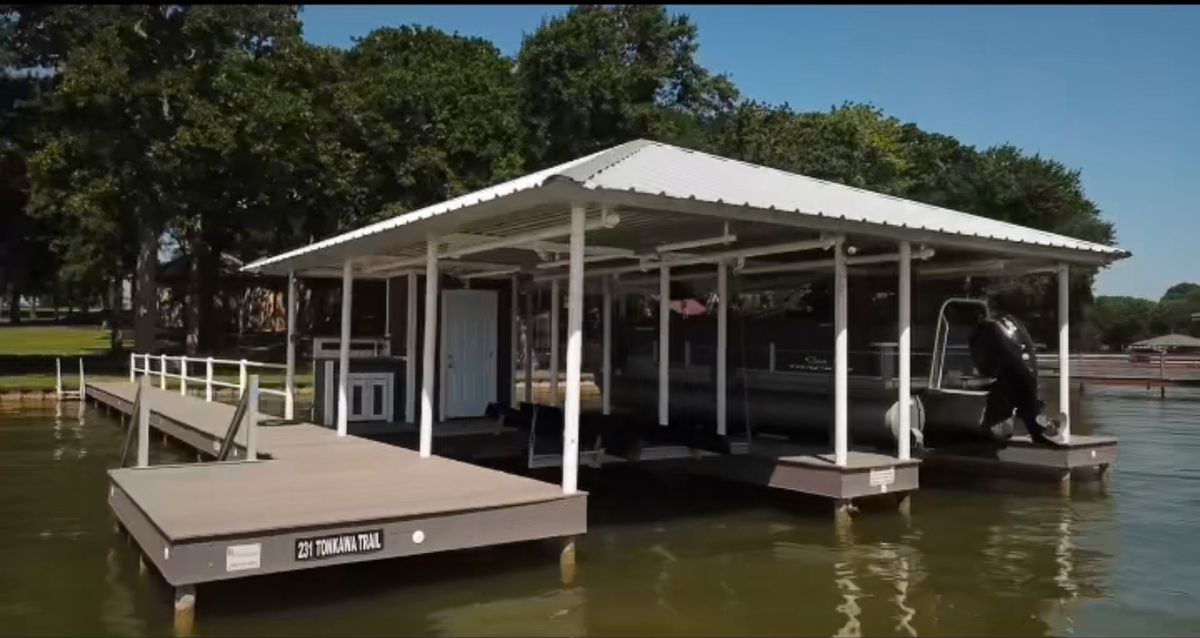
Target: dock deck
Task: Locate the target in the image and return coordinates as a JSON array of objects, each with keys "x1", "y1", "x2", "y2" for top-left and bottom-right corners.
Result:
[{"x1": 86, "y1": 382, "x2": 586, "y2": 592}]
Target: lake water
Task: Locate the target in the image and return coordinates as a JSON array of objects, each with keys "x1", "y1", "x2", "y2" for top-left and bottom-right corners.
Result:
[{"x1": 1, "y1": 387, "x2": 1198, "y2": 637}]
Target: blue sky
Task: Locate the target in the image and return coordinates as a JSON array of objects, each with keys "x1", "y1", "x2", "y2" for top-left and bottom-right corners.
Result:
[{"x1": 301, "y1": 5, "x2": 1200, "y2": 300}]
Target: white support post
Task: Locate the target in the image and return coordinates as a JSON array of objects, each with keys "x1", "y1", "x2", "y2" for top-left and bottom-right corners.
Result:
[
  {"x1": 834, "y1": 241, "x2": 849, "y2": 467},
  {"x1": 337, "y1": 260, "x2": 354, "y2": 437},
  {"x1": 129, "y1": 352, "x2": 135, "y2": 383},
  {"x1": 384, "y1": 277, "x2": 391, "y2": 339},
  {"x1": 658, "y1": 265, "x2": 670, "y2": 427},
  {"x1": 510, "y1": 274, "x2": 519, "y2": 408},
  {"x1": 420, "y1": 237, "x2": 439, "y2": 457},
  {"x1": 136, "y1": 376, "x2": 150, "y2": 468},
  {"x1": 406, "y1": 271, "x2": 418, "y2": 424},
  {"x1": 55, "y1": 358, "x2": 63, "y2": 399},
  {"x1": 205, "y1": 357, "x2": 214, "y2": 402},
  {"x1": 523, "y1": 288, "x2": 534, "y2": 404},
  {"x1": 717, "y1": 259, "x2": 728, "y2": 436},
  {"x1": 285, "y1": 271, "x2": 296, "y2": 420},
  {"x1": 78, "y1": 357, "x2": 84, "y2": 396},
  {"x1": 562, "y1": 204, "x2": 585, "y2": 495},
  {"x1": 246, "y1": 374, "x2": 259, "y2": 461},
  {"x1": 160, "y1": 354, "x2": 167, "y2": 390},
  {"x1": 179, "y1": 356, "x2": 188, "y2": 396},
  {"x1": 601, "y1": 275, "x2": 612, "y2": 416},
  {"x1": 238, "y1": 359, "x2": 248, "y2": 398},
  {"x1": 550, "y1": 279, "x2": 560, "y2": 407},
  {"x1": 898, "y1": 241, "x2": 912, "y2": 461},
  {"x1": 1057, "y1": 263, "x2": 1071, "y2": 443}
]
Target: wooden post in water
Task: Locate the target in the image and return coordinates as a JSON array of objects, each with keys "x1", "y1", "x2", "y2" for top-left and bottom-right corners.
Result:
[
  {"x1": 246, "y1": 375, "x2": 259, "y2": 461},
  {"x1": 174, "y1": 584, "x2": 196, "y2": 637},
  {"x1": 559, "y1": 536, "x2": 577, "y2": 588},
  {"x1": 137, "y1": 376, "x2": 150, "y2": 467}
]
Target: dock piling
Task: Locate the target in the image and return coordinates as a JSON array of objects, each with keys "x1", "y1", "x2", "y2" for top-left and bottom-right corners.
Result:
[
  {"x1": 137, "y1": 376, "x2": 150, "y2": 467},
  {"x1": 246, "y1": 375, "x2": 259, "y2": 461},
  {"x1": 173, "y1": 585, "x2": 196, "y2": 637},
  {"x1": 559, "y1": 536, "x2": 577, "y2": 588}
]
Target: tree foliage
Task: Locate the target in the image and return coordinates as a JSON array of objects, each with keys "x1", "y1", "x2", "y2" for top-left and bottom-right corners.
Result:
[
  {"x1": 516, "y1": 4, "x2": 737, "y2": 166},
  {"x1": 340, "y1": 26, "x2": 523, "y2": 223}
]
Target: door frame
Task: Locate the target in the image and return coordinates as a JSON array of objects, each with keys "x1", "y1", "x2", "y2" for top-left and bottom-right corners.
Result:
[{"x1": 439, "y1": 288, "x2": 499, "y2": 420}]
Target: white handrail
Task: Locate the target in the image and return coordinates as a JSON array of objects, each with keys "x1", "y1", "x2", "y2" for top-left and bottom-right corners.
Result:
[{"x1": 128, "y1": 352, "x2": 294, "y2": 414}]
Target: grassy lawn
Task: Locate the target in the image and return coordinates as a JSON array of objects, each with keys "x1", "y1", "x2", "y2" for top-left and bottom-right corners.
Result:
[
  {"x1": 0, "y1": 325, "x2": 128, "y2": 356},
  {"x1": 0, "y1": 373, "x2": 128, "y2": 391}
]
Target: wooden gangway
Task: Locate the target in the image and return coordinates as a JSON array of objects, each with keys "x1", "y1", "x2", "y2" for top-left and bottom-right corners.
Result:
[{"x1": 86, "y1": 381, "x2": 585, "y2": 627}]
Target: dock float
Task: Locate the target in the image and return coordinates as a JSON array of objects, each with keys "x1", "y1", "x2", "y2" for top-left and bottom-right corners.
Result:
[
  {"x1": 691, "y1": 436, "x2": 920, "y2": 513},
  {"x1": 923, "y1": 434, "x2": 1117, "y2": 484},
  {"x1": 86, "y1": 382, "x2": 586, "y2": 628}
]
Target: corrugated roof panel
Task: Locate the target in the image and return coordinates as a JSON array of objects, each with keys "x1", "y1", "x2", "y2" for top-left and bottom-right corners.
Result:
[{"x1": 576, "y1": 142, "x2": 1124, "y2": 256}]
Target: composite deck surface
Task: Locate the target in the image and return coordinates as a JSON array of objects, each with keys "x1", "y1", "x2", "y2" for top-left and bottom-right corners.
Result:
[{"x1": 89, "y1": 382, "x2": 583, "y2": 544}]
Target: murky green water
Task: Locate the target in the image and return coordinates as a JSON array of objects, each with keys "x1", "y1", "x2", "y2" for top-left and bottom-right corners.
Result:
[{"x1": 1, "y1": 388, "x2": 1199, "y2": 637}]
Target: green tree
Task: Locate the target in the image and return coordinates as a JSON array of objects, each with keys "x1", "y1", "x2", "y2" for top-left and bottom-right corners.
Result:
[
  {"x1": 339, "y1": 25, "x2": 524, "y2": 223},
  {"x1": 11, "y1": 5, "x2": 315, "y2": 351},
  {"x1": 1090, "y1": 296, "x2": 1157, "y2": 350},
  {"x1": 516, "y1": 4, "x2": 737, "y2": 167},
  {"x1": 1150, "y1": 284, "x2": 1200, "y2": 337},
  {"x1": 0, "y1": 72, "x2": 58, "y2": 324}
]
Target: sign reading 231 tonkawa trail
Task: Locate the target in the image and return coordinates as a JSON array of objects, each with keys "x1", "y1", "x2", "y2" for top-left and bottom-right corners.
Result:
[{"x1": 295, "y1": 529, "x2": 384, "y2": 561}]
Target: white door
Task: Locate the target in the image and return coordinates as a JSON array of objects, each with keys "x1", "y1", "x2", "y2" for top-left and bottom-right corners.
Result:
[{"x1": 440, "y1": 289, "x2": 498, "y2": 419}]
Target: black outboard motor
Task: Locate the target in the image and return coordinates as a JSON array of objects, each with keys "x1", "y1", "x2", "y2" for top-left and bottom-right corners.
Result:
[{"x1": 968, "y1": 314, "x2": 1066, "y2": 448}]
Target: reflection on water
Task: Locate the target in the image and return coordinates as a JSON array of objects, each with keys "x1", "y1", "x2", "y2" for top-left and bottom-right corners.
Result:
[{"x1": 1, "y1": 390, "x2": 1199, "y2": 636}]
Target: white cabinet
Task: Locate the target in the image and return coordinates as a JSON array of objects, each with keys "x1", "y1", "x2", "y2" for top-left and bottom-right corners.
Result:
[{"x1": 322, "y1": 362, "x2": 394, "y2": 425}]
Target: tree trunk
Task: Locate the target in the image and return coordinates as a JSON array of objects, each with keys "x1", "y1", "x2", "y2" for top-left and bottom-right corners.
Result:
[
  {"x1": 186, "y1": 245, "x2": 199, "y2": 355},
  {"x1": 194, "y1": 230, "x2": 219, "y2": 353},
  {"x1": 109, "y1": 269, "x2": 123, "y2": 352},
  {"x1": 134, "y1": 223, "x2": 159, "y2": 352},
  {"x1": 6, "y1": 285, "x2": 19, "y2": 324}
]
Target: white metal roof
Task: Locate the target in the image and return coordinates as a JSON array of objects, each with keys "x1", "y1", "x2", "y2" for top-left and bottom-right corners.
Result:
[{"x1": 244, "y1": 139, "x2": 1128, "y2": 275}]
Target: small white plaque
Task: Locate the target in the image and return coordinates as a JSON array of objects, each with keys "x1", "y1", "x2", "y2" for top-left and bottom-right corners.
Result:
[
  {"x1": 226, "y1": 543, "x2": 262, "y2": 572},
  {"x1": 412, "y1": 530, "x2": 425, "y2": 544},
  {"x1": 869, "y1": 467, "x2": 896, "y2": 487}
]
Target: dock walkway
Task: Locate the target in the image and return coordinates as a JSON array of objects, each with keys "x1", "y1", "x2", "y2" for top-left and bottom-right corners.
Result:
[{"x1": 87, "y1": 382, "x2": 586, "y2": 594}]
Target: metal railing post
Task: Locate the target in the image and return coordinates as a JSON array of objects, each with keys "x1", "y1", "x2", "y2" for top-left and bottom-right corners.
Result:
[
  {"x1": 238, "y1": 359, "x2": 248, "y2": 398},
  {"x1": 205, "y1": 357, "x2": 214, "y2": 402},
  {"x1": 159, "y1": 354, "x2": 167, "y2": 390},
  {"x1": 246, "y1": 374, "x2": 259, "y2": 461},
  {"x1": 129, "y1": 352, "x2": 136, "y2": 382},
  {"x1": 179, "y1": 355, "x2": 188, "y2": 396},
  {"x1": 55, "y1": 358, "x2": 63, "y2": 399},
  {"x1": 768, "y1": 342, "x2": 776, "y2": 372}
]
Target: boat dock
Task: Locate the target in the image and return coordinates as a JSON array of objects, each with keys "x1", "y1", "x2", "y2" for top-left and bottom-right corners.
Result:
[{"x1": 86, "y1": 382, "x2": 586, "y2": 630}]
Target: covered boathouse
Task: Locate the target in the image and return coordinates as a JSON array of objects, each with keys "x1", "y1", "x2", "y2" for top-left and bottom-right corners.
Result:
[
  {"x1": 101, "y1": 139, "x2": 1127, "y2": 626},
  {"x1": 245, "y1": 138, "x2": 1126, "y2": 474}
]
